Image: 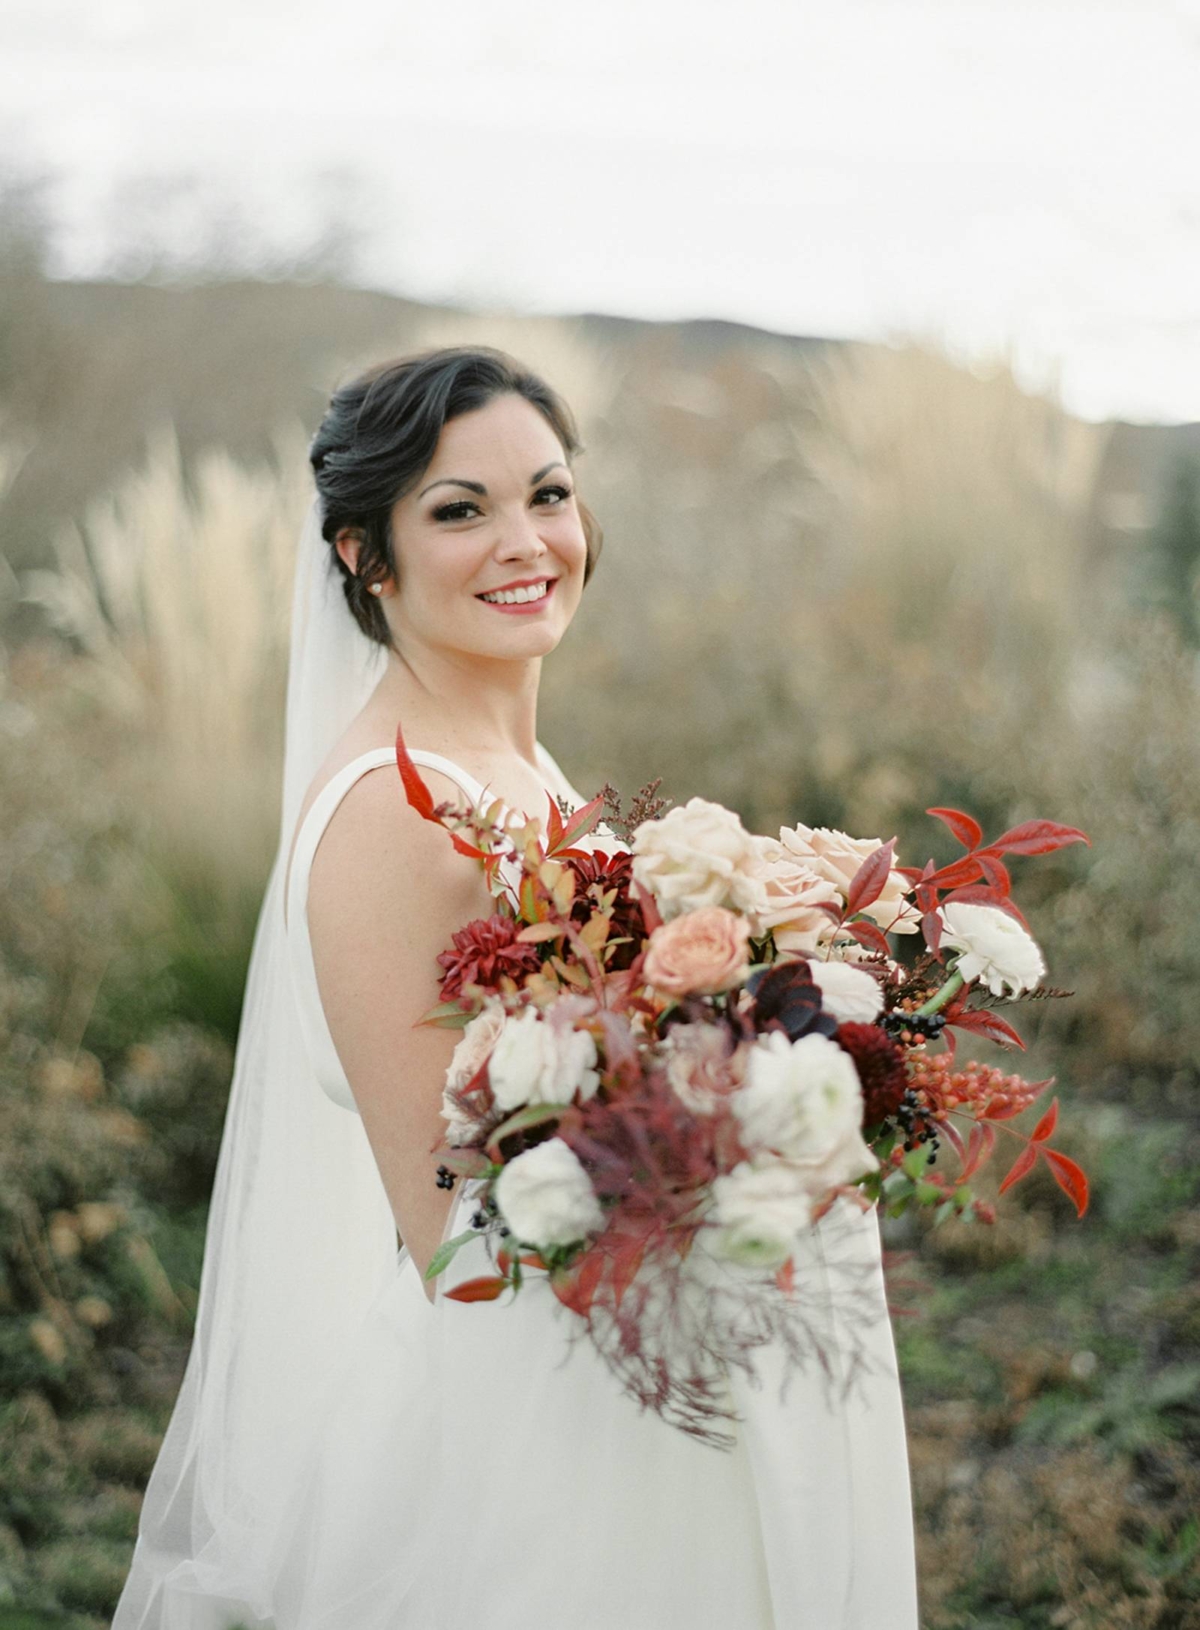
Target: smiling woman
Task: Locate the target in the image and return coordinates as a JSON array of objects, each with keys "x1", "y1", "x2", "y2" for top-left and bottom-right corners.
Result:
[
  {"x1": 310, "y1": 346, "x2": 603, "y2": 655},
  {"x1": 114, "y1": 344, "x2": 919, "y2": 1630}
]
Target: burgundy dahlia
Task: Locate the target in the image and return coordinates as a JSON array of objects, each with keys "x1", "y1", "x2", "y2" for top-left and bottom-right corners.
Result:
[
  {"x1": 437, "y1": 914, "x2": 541, "y2": 1001},
  {"x1": 836, "y1": 1022, "x2": 909, "y2": 1128},
  {"x1": 564, "y1": 849, "x2": 647, "y2": 971}
]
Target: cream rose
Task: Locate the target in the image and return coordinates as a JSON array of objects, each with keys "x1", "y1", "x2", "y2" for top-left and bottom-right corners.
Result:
[
  {"x1": 732, "y1": 1030, "x2": 878, "y2": 1196},
  {"x1": 939, "y1": 902, "x2": 1046, "y2": 997},
  {"x1": 630, "y1": 798, "x2": 768, "y2": 921},
  {"x1": 662, "y1": 1024, "x2": 748, "y2": 1115},
  {"x1": 487, "y1": 1007, "x2": 600, "y2": 1114},
  {"x1": 643, "y1": 907, "x2": 751, "y2": 997},
  {"x1": 494, "y1": 1137, "x2": 605, "y2": 1249},
  {"x1": 441, "y1": 1002, "x2": 507, "y2": 1145},
  {"x1": 745, "y1": 838, "x2": 840, "y2": 950},
  {"x1": 709, "y1": 1158, "x2": 815, "y2": 1268},
  {"x1": 779, "y1": 823, "x2": 920, "y2": 936}
]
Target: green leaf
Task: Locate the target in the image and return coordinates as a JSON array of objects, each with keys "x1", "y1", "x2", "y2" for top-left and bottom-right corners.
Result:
[
  {"x1": 423, "y1": 1228, "x2": 480, "y2": 1282},
  {"x1": 417, "y1": 1000, "x2": 475, "y2": 1029},
  {"x1": 488, "y1": 1102, "x2": 572, "y2": 1145},
  {"x1": 902, "y1": 1146, "x2": 932, "y2": 1181}
]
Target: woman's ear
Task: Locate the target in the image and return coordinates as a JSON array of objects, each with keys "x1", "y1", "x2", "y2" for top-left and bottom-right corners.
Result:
[{"x1": 334, "y1": 526, "x2": 365, "y2": 577}]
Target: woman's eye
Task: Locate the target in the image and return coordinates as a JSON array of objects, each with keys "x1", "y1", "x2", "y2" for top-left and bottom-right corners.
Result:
[
  {"x1": 432, "y1": 499, "x2": 480, "y2": 522},
  {"x1": 432, "y1": 486, "x2": 571, "y2": 522}
]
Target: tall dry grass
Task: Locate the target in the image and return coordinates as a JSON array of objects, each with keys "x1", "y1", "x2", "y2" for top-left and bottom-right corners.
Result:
[{"x1": 21, "y1": 425, "x2": 307, "y2": 902}]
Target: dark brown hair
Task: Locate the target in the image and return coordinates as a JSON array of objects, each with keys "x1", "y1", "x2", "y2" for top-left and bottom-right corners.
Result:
[{"x1": 309, "y1": 344, "x2": 603, "y2": 650}]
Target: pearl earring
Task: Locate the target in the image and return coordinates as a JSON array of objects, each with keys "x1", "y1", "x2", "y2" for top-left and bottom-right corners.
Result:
[{"x1": 369, "y1": 582, "x2": 383, "y2": 596}]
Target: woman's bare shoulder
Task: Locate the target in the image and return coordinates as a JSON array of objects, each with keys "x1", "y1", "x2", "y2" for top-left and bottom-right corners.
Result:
[{"x1": 308, "y1": 761, "x2": 487, "y2": 931}]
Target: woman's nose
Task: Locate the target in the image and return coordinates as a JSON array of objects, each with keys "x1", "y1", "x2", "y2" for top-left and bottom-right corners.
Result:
[{"x1": 495, "y1": 510, "x2": 549, "y2": 561}]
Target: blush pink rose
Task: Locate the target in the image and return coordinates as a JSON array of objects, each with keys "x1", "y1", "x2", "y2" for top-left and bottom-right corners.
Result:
[{"x1": 643, "y1": 907, "x2": 752, "y2": 997}]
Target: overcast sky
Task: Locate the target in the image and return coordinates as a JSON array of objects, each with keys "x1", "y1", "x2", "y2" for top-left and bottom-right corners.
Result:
[{"x1": 3, "y1": 0, "x2": 1199, "y2": 424}]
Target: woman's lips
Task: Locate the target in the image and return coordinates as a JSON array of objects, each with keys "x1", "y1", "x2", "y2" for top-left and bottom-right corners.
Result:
[{"x1": 475, "y1": 577, "x2": 558, "y2": 615}]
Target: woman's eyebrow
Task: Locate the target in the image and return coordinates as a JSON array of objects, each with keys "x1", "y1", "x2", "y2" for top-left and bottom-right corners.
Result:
[{"x1": 419, "y1": 461, "x2": 568, "y2": 499}]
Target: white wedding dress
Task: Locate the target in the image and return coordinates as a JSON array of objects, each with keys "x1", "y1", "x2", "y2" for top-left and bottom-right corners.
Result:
[{"x1": 249, "y1": 742, "x2": 920, "y2": 1630}]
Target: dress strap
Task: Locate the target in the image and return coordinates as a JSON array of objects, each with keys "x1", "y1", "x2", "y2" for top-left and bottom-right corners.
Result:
[{"x1": 283, "y1": 748, "x2": 489, "y2": 934}]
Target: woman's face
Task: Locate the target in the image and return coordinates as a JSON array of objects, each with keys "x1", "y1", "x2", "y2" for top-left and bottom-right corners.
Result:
[{"x1": 371, "y1": 392, "x2": 588, "y2": 664}]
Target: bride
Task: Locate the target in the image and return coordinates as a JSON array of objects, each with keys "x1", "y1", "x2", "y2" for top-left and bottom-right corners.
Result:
[{"x1": 114, "y1": 345, "x2": 920, "y2": 1629}]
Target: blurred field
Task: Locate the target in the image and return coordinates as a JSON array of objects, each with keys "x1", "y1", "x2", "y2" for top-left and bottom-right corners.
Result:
[{"x1": 1, "y1": 215, "x2": 1199, "y2": 1626}]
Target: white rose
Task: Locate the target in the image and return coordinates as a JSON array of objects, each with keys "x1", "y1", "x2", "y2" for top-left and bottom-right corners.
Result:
[
  {"x1": 487, "y1": 1006, "x2": 600, "y2": 1114},
  {"x1": 779, "y1": 824, "x2": 920, "y2": 936},
  {"x1": 441, "y1": 1002, "x2": 507, "y2": 1146},
  {"x1": 494, "y1": 1137, "x2": 605, "y2": 1249},
  {"x1": 939, "y1": 902, "x2": 1046, "y2": 997},
  {"x1": 806, "y1": 960, "x2": 884, "y2": 1025},
  {"x1": 745, "y1": 838, "x2": 839, "y2": 948},
  {"x1": 709, "y1": 1158, "x2": 816, "y2": 1267},
  {"x1": 732, "y1": 1031, "x2": 878, "y2": 1194},
  {"x1": 630, "y1": 798, "x2": 768, "y2": 921}
]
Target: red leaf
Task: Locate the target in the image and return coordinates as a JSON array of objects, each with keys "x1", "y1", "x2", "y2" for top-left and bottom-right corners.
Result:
[
  {"x1": 551, "y1": 1250, "x2": 606, "y2": 1317},
  {"x1": 962, "y1": 1120, "x2": 996, "y2": 1179},
  {"x1": 938, "y1": 1117, "x2": 967, "y2": 1165},
  {"x1": 921, "y1": 907, "x2": 944, "y2": 955},
  {"x1": 927, "y1": 807, "x2": 984, "y2": 850},
  {"x1": 608, "y1": 1238, "x2": 647, "y2": 1311},
  {"x1": 394, "y1": 719, "x2": 437, "y2": 821},
  {"x1": 948, "y1": 1008, "x2": 1027, "y2": 1050},
  {"x1": 775, "y1": 1257, "x2": 795, "y2": 1296},
  {"x1": 1031, "y1": 1096, "x2": 1059, "y2": 1142},
  {"x1": 997, "y1": 1142, "x2": 1039, "y2": 1196},
  {"x1": 545, "y1": 790, "x2": 565, "y2": 850},
  {"x1": 845, "y1": 919, "x2": 894, "y2": 958},
  {"x1": 846, "y1": 838, "x2": 897, "y2": 918},
  {"x1": 444, "y1": 1275, "x2": 510, "y2": 1303},
  {"x1": 984, "y1": 820, "x2": 1091, "y2": 858},
  {"x1": 976, "y1": 853, "x2": 1012, "y2": 894},
  {"x1": 632, "y1": 880, "x2": 663, "y2": 935},
  {"x1": 926, "y1": 856, "x2": 986, "y2": 890},
  {"x1": 1044, "y1": 1148, "x2": 1090, "y2": 1217},
  {"x1": 550, "y1": 794, "x2": 607, "y2": 855},
  {"x1": 940, "y1": 884, "x2": 1031, "y2": 929}
]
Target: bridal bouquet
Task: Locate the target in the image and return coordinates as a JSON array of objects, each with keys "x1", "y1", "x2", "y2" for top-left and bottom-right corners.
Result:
[{"x1": 398, "y1": 727, "x2": 1090, "y2": 1444}]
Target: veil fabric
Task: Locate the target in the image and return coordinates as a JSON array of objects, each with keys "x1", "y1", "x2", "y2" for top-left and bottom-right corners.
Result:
[{"x1": 114, "y1": 498, "x2": 398, "y2": 1628}]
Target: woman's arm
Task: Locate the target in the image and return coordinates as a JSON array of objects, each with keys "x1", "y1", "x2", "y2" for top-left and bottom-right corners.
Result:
[{"x1": 306, "y1": 767, "x2": 494, "y2": 1300}]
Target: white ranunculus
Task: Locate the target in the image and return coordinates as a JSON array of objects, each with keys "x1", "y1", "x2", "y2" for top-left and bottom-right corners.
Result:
[
  {"x1": 630, "y1": 798, "x2": 769, "y2": 921},
  {"x1": 441, "y1": 1002, "x2": 507, "y2": 1145},
  {"x1": 494, "y1": 1137, "x2": 605, "y2": 1249},
  {"x1": 939, "y1": 902, "x2": 1046, "y2": 997},
  {"x1": 806, "y1": 960, "x2": 884, "y2": 1025},
  {"x1": 709, "y1": 1158, "x2": 816, "y2": 1268},
  {"x1": 487, "y1": 1006, "x2": 600, "y2": 1114},
  {"x1": 732, "y1": 1031, "x2": 878, "y2": 1195}
]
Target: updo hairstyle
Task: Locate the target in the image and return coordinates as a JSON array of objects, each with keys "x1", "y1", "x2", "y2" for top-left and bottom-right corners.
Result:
[{"x1": 309, "y1": 345, "x2": 604, "y2": 650}]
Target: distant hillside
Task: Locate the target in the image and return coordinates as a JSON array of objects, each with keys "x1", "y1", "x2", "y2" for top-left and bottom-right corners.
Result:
[{"x1": 0, "y1": 272, "x2": 1196, "y2": 617}]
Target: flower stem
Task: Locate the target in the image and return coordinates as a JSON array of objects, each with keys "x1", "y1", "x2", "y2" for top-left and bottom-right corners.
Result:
[{"x1": 914, "y1": 967, "x2": 964, "y2": 1018}]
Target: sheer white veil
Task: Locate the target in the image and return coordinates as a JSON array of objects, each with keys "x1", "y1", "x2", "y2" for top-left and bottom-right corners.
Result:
[{"x1": 114, "y1": 495, "x2": 399, "y2": 1627}]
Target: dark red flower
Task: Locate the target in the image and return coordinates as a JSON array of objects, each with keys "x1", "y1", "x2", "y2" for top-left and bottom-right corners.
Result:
[
  {"x1": 564, "y1": 849, "x2": 647, "y2": 971},
  {"x1": 836, "y1": 1022, "x2": 909, "y2": 1127},
  {"x1": 437, "y1": 914, "x2": 541, "y2": 1001}
]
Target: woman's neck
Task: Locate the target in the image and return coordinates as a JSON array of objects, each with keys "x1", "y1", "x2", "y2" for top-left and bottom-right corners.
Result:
[{"x1": 370, "y1": 643, "x2": 542, "y2": 763}]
